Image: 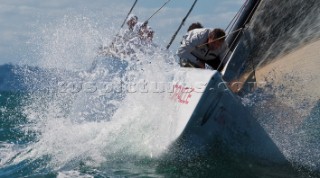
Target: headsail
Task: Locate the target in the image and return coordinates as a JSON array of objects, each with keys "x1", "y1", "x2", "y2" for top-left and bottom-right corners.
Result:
[
  {"x1": 223, "y1": 0, "x2": 320, "y2": 91},
  {"x1": 221, "y1": 0, "x2": 320, "y2": 171}
]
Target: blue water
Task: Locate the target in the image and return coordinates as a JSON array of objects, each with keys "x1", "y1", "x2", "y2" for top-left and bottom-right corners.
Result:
[{"x1": 0, "y1": 58, "x2": 319, "y2": 178}]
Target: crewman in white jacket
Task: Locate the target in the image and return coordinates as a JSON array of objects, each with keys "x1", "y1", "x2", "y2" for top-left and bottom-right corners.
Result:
[{"x1": 177, "y1": 28, "x2": 228, "y2": 71}]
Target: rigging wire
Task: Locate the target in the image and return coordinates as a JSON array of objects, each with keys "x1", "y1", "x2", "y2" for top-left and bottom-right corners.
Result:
[
  {"x1": 218, "y1": 0, "x2": 261, "y2": 71},
  {"x1": 166, "y1": 0, "x2": 198, "y2": 49},
  {"x1": 105, "y1": 0, "x2": 139, "y2": 49},
  {"x1": 102, "y1": 0, "x2": 172, "y2": 53},
  {"x1": 197, "y1": 28, "x2": 243, "y2": 48},
  {"x1": 120, "y1": 0, "x2": 139, "y2": 29},
  {"x1": 144, "y1": 0, "x2": 172, "y2": 23},
  {"x1": 225, "y1": 0, "x2": 248, "y2": 33},
  {"x1": 181, "y1": 0, "x2": 261, "y2": 71}
]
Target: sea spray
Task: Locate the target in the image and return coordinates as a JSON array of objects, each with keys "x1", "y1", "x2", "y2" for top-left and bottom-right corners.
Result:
[{"x1": 6, "y1": 14, "x2": 183, "y2": 172}]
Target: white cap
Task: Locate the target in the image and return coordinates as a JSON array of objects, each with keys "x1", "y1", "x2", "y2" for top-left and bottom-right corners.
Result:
[{"x1": 126, "y1": 14, "x2": 138, "y2": 22}]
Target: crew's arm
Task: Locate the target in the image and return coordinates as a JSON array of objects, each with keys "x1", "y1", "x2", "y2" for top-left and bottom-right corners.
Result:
[
  {"x1": 177, "y1": 31, "x2": 205, "y2": 62},
  {"x1": 177, "y1": 39, "x2": 198, "y2": 62}
]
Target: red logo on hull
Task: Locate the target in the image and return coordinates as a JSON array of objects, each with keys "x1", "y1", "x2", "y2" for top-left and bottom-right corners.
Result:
[{"x1": 171, "y1": 84, "x2": 194, "y2": 104}]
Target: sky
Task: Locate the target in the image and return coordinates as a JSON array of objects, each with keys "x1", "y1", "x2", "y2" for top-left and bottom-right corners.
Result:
[{"x1": 0, "y1": 0, "x2": 245, "y2": 65}]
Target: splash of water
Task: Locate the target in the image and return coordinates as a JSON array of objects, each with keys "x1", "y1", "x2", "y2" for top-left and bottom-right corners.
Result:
[
  {"x1": 241, "y1": 70, "x2": 320, "y2": 172},
  {"x1": 2, "y1": 13, "x2": 183, "y2": 172}
]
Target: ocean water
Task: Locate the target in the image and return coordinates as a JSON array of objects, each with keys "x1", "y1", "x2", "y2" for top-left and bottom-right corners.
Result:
[
  {"x1": 1, "y1": 1, "x2": 320, "y2": 178},
  {"x1": 0, "y1": 83, "x2": 319, "y2": 178}
]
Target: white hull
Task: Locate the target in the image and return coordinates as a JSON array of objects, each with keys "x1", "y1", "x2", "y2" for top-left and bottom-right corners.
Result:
[{"x1": 166, "y1": 68, "x2": 288, "y2": 164}]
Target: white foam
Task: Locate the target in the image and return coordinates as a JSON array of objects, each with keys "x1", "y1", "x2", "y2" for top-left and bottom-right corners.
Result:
[{"x1": 9, "y1": 13, "x2": 185, "y2": 171}]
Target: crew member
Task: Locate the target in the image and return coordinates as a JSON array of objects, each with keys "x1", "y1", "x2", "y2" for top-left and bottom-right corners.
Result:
[{"x1": 177, "y1": 28, "x2": 228, "y2": 71}]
